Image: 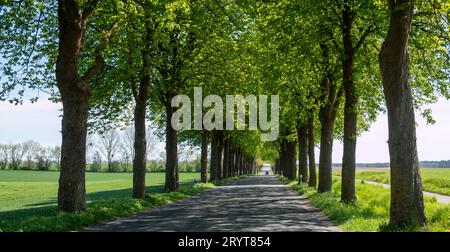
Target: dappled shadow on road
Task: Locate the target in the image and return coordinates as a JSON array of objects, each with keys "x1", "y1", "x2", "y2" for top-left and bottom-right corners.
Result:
[{"x1": 85, "y1": 176, "x2": 340, "y2": 232}]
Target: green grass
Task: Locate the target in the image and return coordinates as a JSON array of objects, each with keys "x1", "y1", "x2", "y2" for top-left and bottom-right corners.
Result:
[
  {"x1": 0, "y1": 170, "x2": 242, "y2": 232},
  {"x1": 333, "y1": 168, "x2": 450, "y2": 196},
  {"x1": 278, "y1": 176, "x2": 450, "y2": 232},
  {"x1": 0, "y1": 170, "x2": 200, "y2": 212}
]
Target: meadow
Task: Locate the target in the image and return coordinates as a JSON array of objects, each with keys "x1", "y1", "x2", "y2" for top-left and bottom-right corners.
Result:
[
  {"x1": 0, "y1": 170, "x2": 201, "y2": 212},
  {"x1": 0, "y1": 170, "x2": 209, "y2": 231},
  {"x1": 333, "y1": 168, "x2": 450, "y2": 196}
]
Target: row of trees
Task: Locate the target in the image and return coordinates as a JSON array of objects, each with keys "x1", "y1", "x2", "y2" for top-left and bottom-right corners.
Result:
[
  {"x1": 1, "y1": 0, "x2": 449, "y2": 228},
  {"x1": 0, "y1": 141, "x2": 60, "y2": 170},
  {"x1": 260, "y1": 0, "x2": 450, "y2": 228}
]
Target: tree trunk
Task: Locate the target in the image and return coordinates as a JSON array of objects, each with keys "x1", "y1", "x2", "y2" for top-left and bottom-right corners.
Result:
[
  {"x1": 341, "y1": 0, "x2": 357, "y2": 203},
  {"x1": 132, "y1": 18, "x2": 152, "y2": 199},
  {"x1": 235, "y1": 147, "x2": 242, "y2": 176},
  {"x1": 297, "y1": 123, "x2": 308, "y2": 183},
  {"x1": 217, "y1": 131, "x2": 223, "y2": 179},
  {"x1": 285, "y1": 140, "x2": 297, "y2": 180},
  {"x1": 222, "y1": 137, "x2": 229, "y2": 179},
  {"x1": 132, "y1": 93, "x2": 148, "y2": 198},
  {"x1": 200, "y1": 131, "x2": 208, "y2": 183},
  {"x1": 210, "y1": 131, "x2": 218, "y2": 180},
  {"x1": 317, "y1": 43, "x2": 341, "y2": 193},
  {"x1": 229, "y1": 143, "x2": 235, "y2": 177},
  {"x1": 56, "y1": 1, "x2": 90, "y2": 212},
  {"x1": 308, "y1": 113, "x2": 317, "y2": 187},
  {"x1": 58, "y1": 92, "x2": 89, "y2": 212},
  {"x1": 165, "y1": 106, "x2": 179, "y2": 192},
  {"x1": 379, "y1": 0, "x2": 426, "y2": 226},
  {"x1": 318, "y1": 86, "x2": 340, "y2": 193}
]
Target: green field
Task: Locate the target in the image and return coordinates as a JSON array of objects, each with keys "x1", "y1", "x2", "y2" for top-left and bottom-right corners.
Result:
[
  {"x1": 0, "y1": 170, "x2": 200, "y2": 213},
  {"x1": 0, "y1": 170, "x2": 208, "y2": 231},
  {"x1": 333, "y1": 168, "x2": 450, "y2": 196}
]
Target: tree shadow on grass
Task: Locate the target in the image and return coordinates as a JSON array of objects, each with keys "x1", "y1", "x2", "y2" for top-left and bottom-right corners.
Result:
[{"x1": 0, "y1": 181, "x2": 193, "y2": 223}]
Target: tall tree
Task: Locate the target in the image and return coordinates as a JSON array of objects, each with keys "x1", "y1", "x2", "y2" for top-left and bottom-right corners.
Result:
[
  {"x1": 379, "y1": 0, "x2": 426, "y2": 227},
  {"x1": 307, "y1": 112, "x2": 317, "y2": 187},
  {"x1": 55, "y1": 0, "x2": 118, "y2": 211}
]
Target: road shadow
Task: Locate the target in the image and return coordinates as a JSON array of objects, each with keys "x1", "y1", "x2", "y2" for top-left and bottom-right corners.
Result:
[{"x1": 85, "y1": 176, "x2": 341, "y2": 232}]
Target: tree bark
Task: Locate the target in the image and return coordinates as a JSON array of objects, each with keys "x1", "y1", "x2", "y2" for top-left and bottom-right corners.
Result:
[
  {"x1": 222, "y1": 137, "x2": 229, "y2": 179},
  {"x1": 308, "y1": 113, "x2": 317, "y2": 187},
  {"x1": 132, "y1": 95, "x2": 147, "y2": 198},
  {"x1": 318, "y1": 78, "x2": 341, "y2": 192},
  {"x1": 317, "y1": 42, "x2": 342, "y2": 193},
  {"x1": 200, "y1": 130, "x2": 208, "y2": 183},
  {"x1": 234, "y1": 146, "x2": 240, "y2": 176},
  {"x1": 297, "y1": 123, "x2": 308, "y2": 183},
  {"x1": 56, "y1": 0, "x2": 92, "y2": 212},
  {"x1": 210, "y1": 131, "x2": 218, "y2": 180},
  {"x1": 132, "y1": 16, "x2": 152, "y2": 199},
  {"x1": 58, "y1": 92, "x2": 89, "y2": 212},
  {"x1": 341, "y1": 0, "x2": 357, "y2": 203},
  {"x1": 379, "y1": 0, "x2": 426, "y2": 226},
  {"x1": 280, "y1": 139, "x2": 287, "y2": 177},
  {"x1": 287, "y1": 141, "x2": 297, "y2": 180},
  {"x1": 217, "y1": 131, "x2": 223, "y2": 179},
  {"x1": 164, "y1": 106, "x2": 179, "y2": 192},
  {"x1": 229, "y1": 143, "x2": 235, "y2": 177}
]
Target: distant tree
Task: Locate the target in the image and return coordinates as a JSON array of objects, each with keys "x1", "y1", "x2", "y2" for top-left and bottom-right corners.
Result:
[
  {"x1": 36, "y1": 146, "x2": 53, "y2": 171},
  {"x1": 23, "y1": 140, "x2": 41, "y2": 170},
  {"x1": 0, "y1": 144, "x2": 8, "y2": 170},
  {"x1": 51, "y1": 146, "x2": 61, "y2": 171},
  {"x1": 146, "y1": 128, "x2": 159, "y2": 161},
  {"x1": 8, "y1": 142, "x2": 26, "y2": 170},
  {"x1": 99, "y1": 130, "x2": 121, "y2": 172},
  {"x1": 90, "y1": 151, "x2": 103, "y2": 172}
]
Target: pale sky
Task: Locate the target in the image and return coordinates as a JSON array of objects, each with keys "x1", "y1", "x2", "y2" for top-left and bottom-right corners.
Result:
[{"x1": 0, "y1": 94, "x2": 449, "y2": 163}]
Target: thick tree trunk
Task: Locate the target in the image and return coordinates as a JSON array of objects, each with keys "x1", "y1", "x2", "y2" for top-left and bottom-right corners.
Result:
[
  {"x1": 318, "y1": 76, "x2": 341, "y2": 192},
  {"x1": 210, "y1": 131, "x2": 218, "y2": 180},
  {"x1": 285, "y1": 140, "x2": 297, "y2": 180},
  {"x1": 58, "y1": 92, "x2": 89, "y2": 212},
  {"x1": 318, "y1": 116, "x2": 336, "y2": 193},
  {"x1": 317, "y1": 43, "x2": 341, "y2": 193},
  {"x1": 379, "y1": 0, "x2": 426, "y2": 226},
  {"x1": 341, "y1": 0, "x2": 357, "y2": 203},
  {"x1": 132, "y1": 96, "x2": 147, "y2": 198},
  {"x1": 165, "y1": 106, "x2": 179, "y2": 192},
  {"x1": 56, "y1": 1, "x2": 90, "y2": 212},
  {"x1": 297, "y1": 124, "x2": 308, "y2": 183},
  {"x1": 308, "y1": 113, "x2": 317, "y2": 187},
  {"x1": 200, "y1": 131, "x2": 208, "y2": 183}
]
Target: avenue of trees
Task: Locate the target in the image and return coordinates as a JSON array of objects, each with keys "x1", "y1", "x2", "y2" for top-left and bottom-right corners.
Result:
[{"x1": 1, "y1": 0, "x2": 450, "y2": 228}]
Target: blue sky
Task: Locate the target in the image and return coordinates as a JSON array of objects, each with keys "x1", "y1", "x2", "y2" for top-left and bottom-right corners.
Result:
[{"x1": 0, "y1": 94, "x2": 449, "y2": 163}]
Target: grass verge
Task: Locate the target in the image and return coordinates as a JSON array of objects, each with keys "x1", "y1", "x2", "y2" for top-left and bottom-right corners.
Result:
[
  {"x1": 333, "y1": 169, "x2": 450, "y2": 196},
  {"x1": 277, "y1": 175, "x2": 450, "y2": 232},
  {"x1": 0, "y1": 176, "x2": 244, "y2": 232}
]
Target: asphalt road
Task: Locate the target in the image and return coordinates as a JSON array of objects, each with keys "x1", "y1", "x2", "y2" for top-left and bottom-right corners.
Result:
[{"x1": 84, "y1": 176, "x2": 341, "y2": 232}]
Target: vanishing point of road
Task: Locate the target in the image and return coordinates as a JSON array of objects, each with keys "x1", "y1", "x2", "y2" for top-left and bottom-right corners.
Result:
[{"x1": 84, "y1": 176, "x2": 340, "y2": 232}]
